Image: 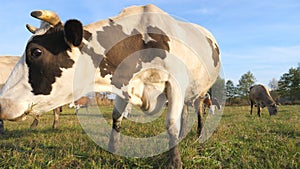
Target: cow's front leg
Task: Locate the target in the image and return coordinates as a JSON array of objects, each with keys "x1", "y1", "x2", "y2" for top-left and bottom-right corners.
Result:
[
  {"x1": 166, "y1": 81, "x2": 184, "y2": 169},
  {"x1": 30, "y1": 116, "x2": 40, "y2": 129},
  {"x1": 108, "y1": 96, "x2": 127, "y2": 153},
  {"x1": 257, "y1": 104, "x2": 261, "y2": 117}
]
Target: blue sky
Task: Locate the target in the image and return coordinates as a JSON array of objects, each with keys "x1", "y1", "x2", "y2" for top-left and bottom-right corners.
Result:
[{"x1": 0, "y1": 0, "x2": 299, "y2": 86}]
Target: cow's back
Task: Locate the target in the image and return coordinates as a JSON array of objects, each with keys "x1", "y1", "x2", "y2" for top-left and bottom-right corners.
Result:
[
  {"x1": 84, "y1": 4, "x2": 220, "y2": 100},
  {"x1": 250, "y1": 84, "x2": 274, "y2": 105},
  {"x1": 0, "y1": 56, "x2": 20, "y2": 86}
]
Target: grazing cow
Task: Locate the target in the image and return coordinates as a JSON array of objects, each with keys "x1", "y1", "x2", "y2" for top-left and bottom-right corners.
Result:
[
  {"x1": 0, "y1": 5, "x2": 220, "y2": 168},
  {"x1": 203, "y1": 93, "x2": 213, "y2": 114},
  {"x1": 192, "y1": 94, "x2": 220, "y2": 137},
  {"x1": 69, "y1": 96, "x2": 90, "y2": 115},
  {"x1": 203, "y1": 93, "x2": 221, "y2": 115},
  {"x1": 249, "y1": 84, "x2": 278, "y2": 117}
]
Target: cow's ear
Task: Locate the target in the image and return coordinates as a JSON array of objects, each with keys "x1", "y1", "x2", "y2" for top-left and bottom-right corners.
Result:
[{"x1": 64, "y1": 19, "x2": 83, "y2": 47}]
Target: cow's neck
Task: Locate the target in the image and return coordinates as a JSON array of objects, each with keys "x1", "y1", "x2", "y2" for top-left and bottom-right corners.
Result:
[{"x1": 79, "y1": 27, "x2": 127, "y2": 100}]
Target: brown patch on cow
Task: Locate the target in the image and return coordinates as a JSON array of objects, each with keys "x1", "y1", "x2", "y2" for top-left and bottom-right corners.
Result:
[
  {"x1": 96, "y1": 22, "x2": 170, "y2": 88},
  {"x1": 83, "y1": 30, "x2": 92, "y2": 41},
  {"x1": 25, "y1": 24, "x2": 74, "y2": 95},
  {"x1": 206, "y1": 37, "x2": 219, "y2": 67}
]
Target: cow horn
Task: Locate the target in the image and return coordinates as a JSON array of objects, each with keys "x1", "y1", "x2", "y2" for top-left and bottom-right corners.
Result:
[
  {"x1": 30, "y1": 10, "x2": 61, "y2": 26},
  {"x1": 26, "y1": 24, "x2": 38, "y2": 34}
]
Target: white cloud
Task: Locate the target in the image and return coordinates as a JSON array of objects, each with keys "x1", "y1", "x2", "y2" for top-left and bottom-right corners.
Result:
[{"x1": 183, "y1": 8, "x2": 215, "y2": 15}]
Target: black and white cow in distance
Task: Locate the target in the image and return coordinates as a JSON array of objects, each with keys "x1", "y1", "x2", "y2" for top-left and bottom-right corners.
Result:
[
  {"x1": 249, "y1": 84, "x2": 278, "y2": 117},
  {"x1": 0, "y1": 5, "x2": 220, "y2": 168}
]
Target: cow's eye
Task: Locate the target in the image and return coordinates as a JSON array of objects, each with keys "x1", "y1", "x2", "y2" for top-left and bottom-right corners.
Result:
[{"x1": 31, "y1": 48, "x2": 43, "y2": 58}]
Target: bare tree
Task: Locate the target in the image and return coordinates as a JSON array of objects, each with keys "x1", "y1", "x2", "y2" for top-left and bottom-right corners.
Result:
[{"x1": 268, "y1": 78, "x2": 278, "y2": 91}]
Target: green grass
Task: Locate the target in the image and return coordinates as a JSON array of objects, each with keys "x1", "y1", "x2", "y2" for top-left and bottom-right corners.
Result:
[{"x1": 0, "y1": 105, "x2": 299, "y2": 168}]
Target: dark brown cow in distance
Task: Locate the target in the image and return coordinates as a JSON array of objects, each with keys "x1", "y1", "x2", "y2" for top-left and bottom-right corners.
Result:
[{"x1": 249, "y1": 84, "x2": 278, "y2": 117}]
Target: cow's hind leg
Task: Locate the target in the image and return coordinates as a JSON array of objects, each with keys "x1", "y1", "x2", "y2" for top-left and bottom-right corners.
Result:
[
  {"x1": 179, "y1": 104, "x2": 188, "y2": 139},
  {"x1": 250, "y1": 100, "x2": 253, "y2": 115},
  {"x1": 52, "y1": 107, "x2": 61, "y2": 129},
  {"x1": 108, "y1": 96, "x2": 126, "y2": 153},
  {"x1": 166, "y1": 81, "x2": 184, "y2": 169},
  {"x1": 196, "y1": 97, "x2": 204, "y2": 137},
  {"x1": 0, "y1": 120, "x2": 4, "y2": 134}
]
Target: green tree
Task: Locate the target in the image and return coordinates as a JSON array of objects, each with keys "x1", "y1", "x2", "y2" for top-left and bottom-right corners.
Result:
[
  {"x1": 211, "y1": 76, "x2": 226, "y2": 103},
  {"x1": 237, "y1": 71, "x2": 256, "y2": 98},
  {"x1": 225, "y1": 80, "x2": 237, "y2": 104},
  {"x1": 278, "y1": 65, "x2": 300, "y2": 103}
]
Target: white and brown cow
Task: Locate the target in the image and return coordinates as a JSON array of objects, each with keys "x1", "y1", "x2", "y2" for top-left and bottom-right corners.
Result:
[
  {"x1": 203, "y1": 93, "x2": 221, "y2": 115},
  {"x1": 249, "y1": 84, "x2": 278, "y2": 117},
  {"x1": 0, "y1": 5, "x2": 220, "y2": 168}
]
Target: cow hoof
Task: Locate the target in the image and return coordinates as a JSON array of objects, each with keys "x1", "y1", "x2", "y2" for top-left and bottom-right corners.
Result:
[
  {"x1": 169, "y1": 160, "x2": 183, "y2": 169},
  {"x1": 169, "y1": 146, "x2": 183, "y2": 169},
  {"x1": 52, "y1": 124, "x2": 58, "y2": 129}
]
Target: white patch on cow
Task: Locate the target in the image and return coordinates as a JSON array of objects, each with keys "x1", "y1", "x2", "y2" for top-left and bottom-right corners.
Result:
[
  {"x1": 83, "y1": 35, "x2": 105, "y2": 56},
  {"x1": 71, "y1": 48, "x2": 101, "y2": 100},
  {"x1": 142, "y1": 33, "x2": 156, "y2": 43},
  {"x1": 135, "y1": 62, "x2": 140, "y2": 68},
  {"x1": 209, "y1": 105, "x2": 215, "y2": 115},
  {"x1": 93, "y1": 73, "x2": 113, "y2": 92}
]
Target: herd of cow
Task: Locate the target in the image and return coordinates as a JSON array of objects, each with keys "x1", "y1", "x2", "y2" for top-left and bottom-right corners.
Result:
[{"x1": 0, "y1": 5, "x2": 278, "y2": 168}]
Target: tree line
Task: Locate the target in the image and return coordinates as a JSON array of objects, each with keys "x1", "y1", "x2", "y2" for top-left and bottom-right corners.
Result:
[{"x1": 224, "y1": 64, "x2": 300, "y2": 105}]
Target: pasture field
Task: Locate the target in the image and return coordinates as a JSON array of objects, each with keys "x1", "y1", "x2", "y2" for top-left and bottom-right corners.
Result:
[{"x1": 0, "y1": 105, "x2": 299, "y2": 168}]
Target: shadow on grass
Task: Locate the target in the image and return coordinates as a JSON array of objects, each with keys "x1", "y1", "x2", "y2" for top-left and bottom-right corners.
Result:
[{"x1": 0, "y1": 125, "x2": 86, "y2": 140}]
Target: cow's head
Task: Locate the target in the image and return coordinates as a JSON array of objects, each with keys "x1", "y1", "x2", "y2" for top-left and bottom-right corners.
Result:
[
  {"x1": 0, "y1": 10, "x2": 88, "y2": 121},
  {"x1": 267, "y1": 103, "x2": 278, "y2": 116}
]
